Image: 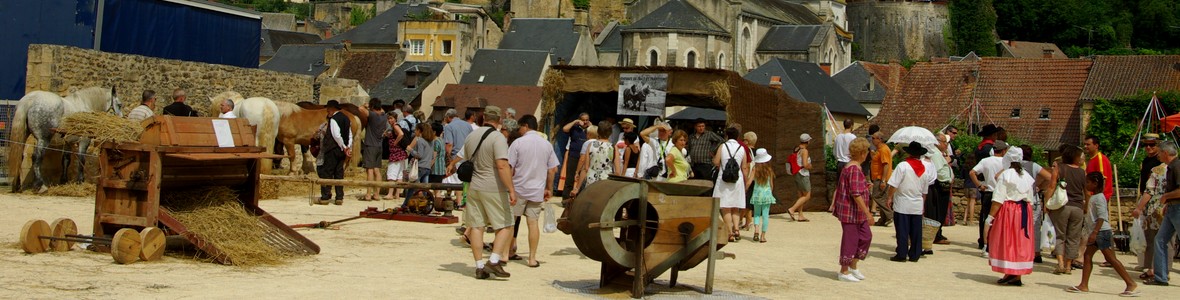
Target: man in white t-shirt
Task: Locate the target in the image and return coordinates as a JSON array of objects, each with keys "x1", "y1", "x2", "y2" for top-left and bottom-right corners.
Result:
[
  {"x1": 218, "y1": 99, "x2": 237, "y2": 118},
  {"x1": 637, "y1": 121, "x2": 672, "y2": 181},
  {"x1": 831, "y1": 119, "x2": 857, "y2": 211},
  {"x1": 886, "y1": 142, "x2": 938, "y2": 262},
  {"x1": 969, "y1": 140, "x2": 1010, "y2": 251}
]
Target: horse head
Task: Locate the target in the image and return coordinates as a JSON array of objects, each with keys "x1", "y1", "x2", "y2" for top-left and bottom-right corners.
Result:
[{"x1": 108, "y1": 87, "x2": 124, "y2": 117}]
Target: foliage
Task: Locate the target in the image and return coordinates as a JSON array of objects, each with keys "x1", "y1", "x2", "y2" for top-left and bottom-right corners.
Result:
[
  {"x1": 572, "y1": 0, "x2": 591, "y2": 9},
  {"x1": 350, "y1": 5, "x2": 376, "y2": 26},
  {"x1": 993, "y1": 0, "x2": 1180, "y2": 55},
  {"x1": 900, "y1": 58, "x2": 923, "y2": 69},
  {"x1": 825, "y1": 145, "x2": 836, "y2": 173},
  {"x1": 948, "y1": 0, "x2": 998, "y2": 56},
  {"x1": 1062, "y1": 46, "x2": 1180, "y2": 58},
  {"x1": 1087, "y1": 91, "x2": 1180, "y2": 187},
  {"x1": 284, "y1": 2, "x2": 310, "y2": 21}
]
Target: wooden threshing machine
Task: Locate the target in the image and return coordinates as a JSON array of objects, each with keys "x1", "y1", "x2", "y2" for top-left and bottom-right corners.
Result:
[
  {"x1": 564, "y1": 176, "x2": 724, "y2": 298},
  {"x1": 93, "y1": 116, "x2": 319, "y2": 264}
]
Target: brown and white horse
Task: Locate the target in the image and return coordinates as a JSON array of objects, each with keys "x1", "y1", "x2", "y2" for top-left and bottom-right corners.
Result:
[{"x1": 274, "y1": 101, "x2": 364, "y2": 174}]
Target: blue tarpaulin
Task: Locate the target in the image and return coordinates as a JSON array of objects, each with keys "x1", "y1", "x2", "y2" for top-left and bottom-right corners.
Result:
[
  {"x1": 100, "y1": 0, "x2": 260, "y2": 69},
  {"x1": 0, "y1": 0, "x2": 260, "y2": 100},
  {"x1": 0, "y1": 0, "x2": 98, "y2": 100}
]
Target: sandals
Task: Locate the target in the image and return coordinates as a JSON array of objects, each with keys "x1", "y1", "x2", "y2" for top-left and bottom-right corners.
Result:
[
  {"x1": 759, "y1": 234, "x2": 767, "y2": 243},
  {"x1": 1052, "y1": 266, "x2": 1072, "y2": 275},
  {"x1": 1119, "y1": 290, "x2": 1141, "y2": 297},
  {"x1": 1139, "y1": 272, "x2": 1152, "y2": 280},
  {"x1": 752, "y1": 233, "x2": 760, "y2": 242},
  {"x1": 786, "y1": 210, "x2": 797, "y2": 221},
  {"x1": 1065, "y1": 286, "x2": 1086, "y2": 293},
  {"x1": 527, "y1": 261, "x2": 541, "y2": 268}
]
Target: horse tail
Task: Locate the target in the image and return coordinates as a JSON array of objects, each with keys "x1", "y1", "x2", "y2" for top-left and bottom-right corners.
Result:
[
  {"x1": 257, "y1": 100, "x2": 280, "y2": 174},
  {"x1": 7, "y1": 99, "x2": 31, "y2": 192}
]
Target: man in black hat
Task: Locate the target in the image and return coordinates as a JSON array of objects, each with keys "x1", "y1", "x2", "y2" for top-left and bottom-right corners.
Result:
[
  {"x1": 970, "y1": 140, "x2": 1010, "y2": 252},
  {"x1": 317, "y1": 100, "x2": 352, "y2": 205},
  {"x1": 885, "y1": 141, "x2": 937, "y2": 262}
]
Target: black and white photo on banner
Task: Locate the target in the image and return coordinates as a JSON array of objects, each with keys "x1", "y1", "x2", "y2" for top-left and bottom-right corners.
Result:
[{"x1": 617, "y1": 73, "x2": 668, "y2": 116}]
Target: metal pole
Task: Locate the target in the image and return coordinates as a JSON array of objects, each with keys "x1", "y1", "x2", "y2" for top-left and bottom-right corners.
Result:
[{"x1": 94, "y1": 0, "x2": 106, "y2": 50}]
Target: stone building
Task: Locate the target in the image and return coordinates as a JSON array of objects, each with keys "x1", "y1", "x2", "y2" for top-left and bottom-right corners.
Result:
[
  {"x1": 846, "y1": 0, "x2": 949, "y2": 62},
  {"x1": 498, "y1": 17, "x2": 598, "y2": 66},
  {"x1": 616, "y1": 0, "x2": 851, "y2": 73},
  {"x1": 399, "y1": 2, "x2": 504, "y2": 77}
]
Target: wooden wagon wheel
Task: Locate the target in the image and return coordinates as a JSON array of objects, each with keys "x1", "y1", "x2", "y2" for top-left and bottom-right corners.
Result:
[
  {"x1": 19, "y1": 220, "x2": 51, "y2": 254},
  {"x1": 139, "y1": 227, "x2": 165, "y2": 262},
  {"x1": 49, "y1": 218, "x2": 78, "y2": 252},
  {"x1": 110, "y1": 228, "x2": 142, "y2": 264}
]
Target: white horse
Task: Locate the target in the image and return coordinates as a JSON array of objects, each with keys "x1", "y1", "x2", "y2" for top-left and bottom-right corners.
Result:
[
  {"x1": 7, "y1": 87, "x2": 123, "y2": 192},
  {"x1": 208, "y1": 92, "x2": 281, "y2": 174}
]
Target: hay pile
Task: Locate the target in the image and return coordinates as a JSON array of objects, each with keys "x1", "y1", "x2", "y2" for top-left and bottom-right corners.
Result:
[
  {"x1": 162, "y1": 186, "x2": 290, "y2": 266},
  {"x1": 58, "y1": 112, "x2": 144, "y2": 144},
  {"x1": 24, "y1": 182, "x2": 96, "y2": 197},
  {"x1": 258, "y1": 180, "x2": 312, "y2": 199}
]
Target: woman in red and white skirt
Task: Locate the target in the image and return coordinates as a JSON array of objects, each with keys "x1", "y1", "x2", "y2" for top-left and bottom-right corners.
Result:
[{"x1": 987, "y1": 147, "x2": 1039, "y2": 286}]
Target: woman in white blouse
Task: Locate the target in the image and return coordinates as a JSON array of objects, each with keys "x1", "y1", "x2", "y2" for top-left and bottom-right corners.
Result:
[{"x1": 987, "y1": 147, "x2": 1040, "y2": 286}]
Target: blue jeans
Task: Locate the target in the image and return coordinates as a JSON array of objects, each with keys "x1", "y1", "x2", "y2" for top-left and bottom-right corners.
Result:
[{"x1": 1154, "y1": 203, "x2": 1180, "y2": 283}]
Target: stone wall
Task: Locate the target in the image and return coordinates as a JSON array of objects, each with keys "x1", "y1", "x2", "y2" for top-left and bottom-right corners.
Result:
[
  {"x1": 262, "y1": 13, "x2": 297, "y2": 31},
  {"x1": 847, "y1": 1, "x2": 949, "y2": 62},
  {"x1": 24, "y1": 44, "x2": 342, "y2": 116}
]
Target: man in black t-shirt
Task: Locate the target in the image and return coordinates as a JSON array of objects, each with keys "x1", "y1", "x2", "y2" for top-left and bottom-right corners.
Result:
[
  {"x1": 1140, "y1": 133, "x2": 1162, "y2": 194},
  {"x1": 161, "y1": 89, "x2": 198, "y2": 117}
]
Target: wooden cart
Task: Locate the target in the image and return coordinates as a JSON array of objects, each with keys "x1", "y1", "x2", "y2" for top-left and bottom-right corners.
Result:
[{"x1": 94, "y1": 115, "x2": 319, "y2": 264}]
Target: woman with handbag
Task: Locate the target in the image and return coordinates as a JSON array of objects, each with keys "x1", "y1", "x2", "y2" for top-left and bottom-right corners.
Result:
[
  {"x1": 1018, "y1": 145, "x2": 1053, "y2": 263},
  {"x1": 1048, "y1": 145, "x2": 1088, "y2": 275}
]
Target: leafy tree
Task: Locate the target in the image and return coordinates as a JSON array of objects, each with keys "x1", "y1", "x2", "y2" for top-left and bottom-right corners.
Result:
[
  {"x1": 993, "y1": 0, "x2": 1180, "y2": 55},
  {"x1": 949, "y1": 0, "x2": 998, "y2": 56}
]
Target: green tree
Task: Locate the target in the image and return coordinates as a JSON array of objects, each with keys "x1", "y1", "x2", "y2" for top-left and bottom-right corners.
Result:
[{"x1": 949, "y1": 0, "x2": 998, "y2": 56}]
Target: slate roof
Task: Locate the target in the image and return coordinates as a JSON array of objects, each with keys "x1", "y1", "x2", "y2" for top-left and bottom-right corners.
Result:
[
  {"x1": 1080, "y1": 55, "x2": 1180, "y2": 101},
  {"x1": 259, "y1": 44, "x2": 341, "y2": 76},
  {"x1": 744, "y1": 58, "x2": 869, "y2": 116},
  {"x1": 757, "y1": 25, "x2": 826, "y2": 52},
  {"x1": 869, "y1": 61, "x2": 977, "y2": 136},
  {"x1": 260, "y1": 29, "x2": 321, "y2": 57},
  {"x1": 370, "y1": 61, "x2": 450, "y2": 104},
  {"x1": 499, "y1": 18, "x2": 581, "y2": 64},
  {"x1": 460, "y1": 49, "x2": 550, "y2": 86},
  {"x1": 625, "y1": 0, "x2": 728, "y2": 36},
  {"x1": 337, "y1": 52, "x2": 399, "y2": 90},
  {"x1": 595, "y1": 21, "x2": 625, "y2": 53},
  {"x1": 832, "y1": 61, "x2": 907, "y2": 104},
  {"x1": 997, "y1": 40, "x2": 1067, "y2": 59},
  {"x1": 741, "y1": 0, "x2": 823, "y2": 25},
  {"x1": 436, "y1": 84, "x2": 544, "y2": 116},
  {"x1": 320, "y1": 4, "x2": 429, "y2": 45},
  {"x1": 872, "y1": 58, "x2": 1092, "y2": 148}
]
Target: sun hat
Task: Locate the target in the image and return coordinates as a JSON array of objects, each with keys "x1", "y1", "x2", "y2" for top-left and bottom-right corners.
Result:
[
  {"x1": 753, "y1": 148, "x2": 772, "y2": 163},
  {"x1": 800, "y1": 133, "x2": 812, "y2": 143}
]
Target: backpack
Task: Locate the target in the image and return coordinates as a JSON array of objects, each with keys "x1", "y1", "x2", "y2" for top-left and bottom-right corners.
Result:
[
  {"x1": 786, "y1": 148, "x2": 802, "y2": 175},
  {"x1": 721, "y1": 143, "x2": 740, "y2": 183},
  {"x1": 396, "y1": 117, "x2": 417, "y2": 149}
]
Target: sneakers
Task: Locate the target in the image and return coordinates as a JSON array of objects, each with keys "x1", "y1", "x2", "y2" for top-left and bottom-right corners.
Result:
[
  {"x1": 838, "y1": 272, "x2": 861, "y2": 282},
  {"x1": 849, "y1": 269, "x2": 866, "y2": 280},
  {"x1": 475, "y1": 267, "x2": 490, "y2": 279},
  {"x1": 485, "y1": 261, "x2": 511, "y2": 278}
]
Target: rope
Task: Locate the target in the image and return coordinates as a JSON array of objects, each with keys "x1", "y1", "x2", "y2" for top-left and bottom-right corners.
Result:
[{"x1": 0, "y1": 138, "x2": 100, "y2": 158}]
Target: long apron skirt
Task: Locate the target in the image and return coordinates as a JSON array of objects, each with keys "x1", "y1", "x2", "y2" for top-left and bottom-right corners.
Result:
[{"x1": 988, "y1": 200, "x2": 1034, "y2": 275}]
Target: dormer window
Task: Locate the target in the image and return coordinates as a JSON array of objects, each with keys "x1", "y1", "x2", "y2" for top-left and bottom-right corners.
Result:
[
  {"x1": 1040, "y1": 108, "x2": 1050, "y2": 119},
  {"x1": 1010, "y1": 108, "x2": 1021, "y2": 118},
  {"x1": 404, "y1": 72, "x2": 419, "y2": 89}
]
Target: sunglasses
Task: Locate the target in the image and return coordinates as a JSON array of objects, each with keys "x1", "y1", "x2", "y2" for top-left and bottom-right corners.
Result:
[{"x1": 1145, "y1": 144, "x2": 1158, "y2": 148}]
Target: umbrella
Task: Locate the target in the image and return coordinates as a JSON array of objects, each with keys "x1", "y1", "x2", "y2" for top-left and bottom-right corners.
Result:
[{"x1": 888, "y1": 126, "x2": 939, "y2": 146}]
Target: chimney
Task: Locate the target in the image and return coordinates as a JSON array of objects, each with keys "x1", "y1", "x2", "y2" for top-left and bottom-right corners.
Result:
[
  {"x1": 503, "y1": 11, "x2": 514, "y2": 30},
  {"x1": 769, "y1": 76, "x2": 783, "y2": 89},
  {"x1": 343, "y1": 40, "x2": 352, "y2": 51},
  {"x1": 819, "y1": 63, "x2": 832, "y2": 75},
  {"x1": 1043, "y1": 49, "x2": 1054, "y2": 59},
  {"x1": 573, "y1": 8, "x2": 590, "y2": 35}
]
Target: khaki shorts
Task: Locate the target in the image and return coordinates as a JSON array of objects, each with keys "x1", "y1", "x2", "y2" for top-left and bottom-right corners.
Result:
[
  {"x1": 795, "y1": 174, "x2": 811, "y2": 192},
  {"x1": 464, "y1": 189, "x2": 514, "y2": 230},
  {"x1": 513, "y1": 201, "x2": 543, "y2": 220}
]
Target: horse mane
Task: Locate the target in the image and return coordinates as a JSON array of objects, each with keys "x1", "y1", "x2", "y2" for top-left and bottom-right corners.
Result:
[
  {"x1": 295, "y1": 101, "x2": 323, "y2": 110},
  {"x1": 274, "y1": 101, "x2": 302, "y2": 116}
]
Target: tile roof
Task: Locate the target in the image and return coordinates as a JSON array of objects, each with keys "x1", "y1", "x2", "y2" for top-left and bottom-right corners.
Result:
[
  {"x1": 872, "y1": 58, "x2": 1092, "y2": 148},
  {"x1": 744, "y1": 58, "x2": 869, "y2": 116},
  {"x1": 370, "y1": 61, "x2": 450, "y2": 104},
  {"x1": 498, "y1": 18, "x2": 581, "y2": 64},
  {"x1": 259, "y1": 44, "x2": 341, "y2": 76},
  {"x1": 436, "y1": 84, "x2": 544, "y2": 116},
  {"x1": 974, "y1": 58, "x2": 1092, "y2": 148},
  {"x1": 997, "y1": 40, "x2": 1067, "y2": 59},
  {"x1": 1080, "y1": 55, "x2": 1180, "y2": 101},
  {"x1": 757, "y1": 25, "x2": 826, "y2": 52},
  {"x1": 337, "y1": 52, "x2": 399, "y2": 90},
  {"x1": 832, "y1": 61, "x2": 907, "y2": 104},
  {"x1": 460, "y1": 49, "x2": 550, "y2": 86},
  {"x1": 625, "y1": 0, "x2": 728, "y2": 35},
  {"x1": 871, "y1": 61, "x2": 978, "y2": 136},
  {"x1": 260, "y1": 29, "x2": 321, "y2": 57},
  {"x1": 320, "y1": 4, "x2": 429, "y2": 45}
]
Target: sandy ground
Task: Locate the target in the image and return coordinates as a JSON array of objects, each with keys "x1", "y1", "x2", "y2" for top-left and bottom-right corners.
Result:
[{"x1": 0, "y1": 190, "x2": 1175, "y2": 299}]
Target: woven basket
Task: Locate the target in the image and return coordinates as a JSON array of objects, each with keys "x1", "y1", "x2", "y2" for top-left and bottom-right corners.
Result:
[{"x1": 922, "y1": 218, "x2": 941, "y2": 250}]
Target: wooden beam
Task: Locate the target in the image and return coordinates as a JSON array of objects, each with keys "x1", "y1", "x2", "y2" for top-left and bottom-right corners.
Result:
[{"x1": 260, "y1": 174, "x2": 465, "y2": 190}]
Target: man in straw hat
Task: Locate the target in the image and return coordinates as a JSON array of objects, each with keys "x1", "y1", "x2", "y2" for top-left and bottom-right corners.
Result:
[{"x1": 886, "y1": 142, "x2": 937, "y2": 262}]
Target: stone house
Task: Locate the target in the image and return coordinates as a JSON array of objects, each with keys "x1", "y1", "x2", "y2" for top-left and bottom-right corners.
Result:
[
  {"x1": 460, "y1": 49, "x2": 552, "y2": 86},
  {"x1": 399, "y1": 2, "x2": 504, "y2": 77},
  {"x1": 755, "y1": 24, "x2": 853, "y2": 72},
  {"x1": 1078, "y1": 55, "x2": 1180, "y2": 136},
  {"x1": 498, "y1": 17, "x2": 598, "y2": 66},
  {"x1": 617, "y1": 0, "x2": 851, "y2": 73},
  {"x1": 259, "y1": 29, "x2": 322, "y2": 65},
  {"x1": 319, "y1": 4, "x2": 430, "y2": 52},
  {"x1": 369, "y1": 61, "x2": 458, "y2": 109},
  {"x1": 831, "y1": 61, "x2": 906, "y2": 117}
]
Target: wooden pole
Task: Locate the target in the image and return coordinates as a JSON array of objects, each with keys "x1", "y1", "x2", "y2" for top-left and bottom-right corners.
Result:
[
  {"x1": 260, "y1": 174, "x2": 464, "y2": 191},
  {"x1": 1113, "y1": 165, "x2": 1123, "y2": 231}
]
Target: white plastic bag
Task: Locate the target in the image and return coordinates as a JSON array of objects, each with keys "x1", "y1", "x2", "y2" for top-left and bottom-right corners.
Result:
[
  {"x1": 1130, "y1": 217, "x2": 1147, "y2": 255},
  {"x1": 1040, "y1": 218, "x2": 1056, "y2": 252},
  {"x1": 543, "y1": 202, "x2": 558, "y2": 233}
]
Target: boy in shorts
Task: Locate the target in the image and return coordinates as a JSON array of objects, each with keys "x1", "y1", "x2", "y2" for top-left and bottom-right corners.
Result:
[{"x1": 1066, "y1": 172, "x2": 1138, "y2": 296}]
